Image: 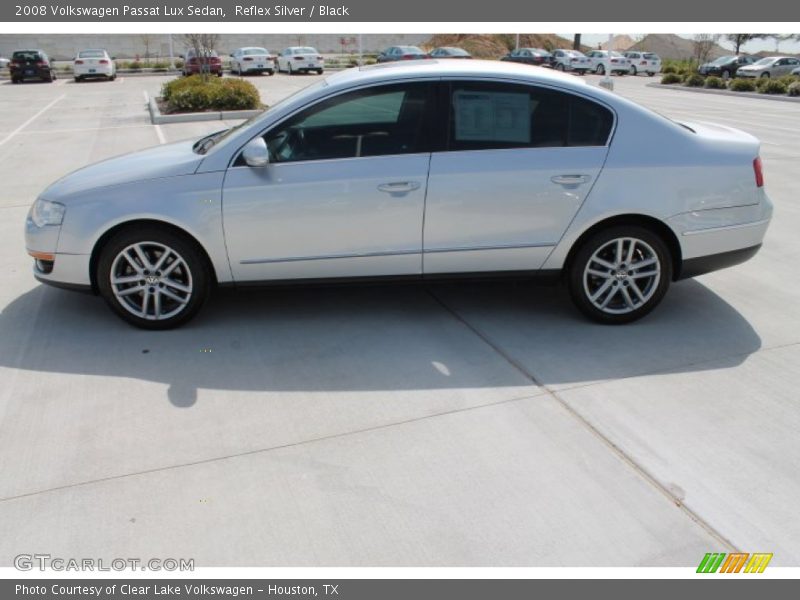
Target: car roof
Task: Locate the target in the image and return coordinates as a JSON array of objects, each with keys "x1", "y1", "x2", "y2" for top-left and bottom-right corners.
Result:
[{"x1": 323, "y1": 59, "x2": 592, "y2": 93}]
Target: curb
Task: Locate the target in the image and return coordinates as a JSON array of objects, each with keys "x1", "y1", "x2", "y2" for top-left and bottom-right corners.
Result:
[
  {"x1": 148, "y1": 96, "x2": 264, "y2": 124},
  {"x1": 647, "y1": 82, "x2": 800, "y2": 104}
]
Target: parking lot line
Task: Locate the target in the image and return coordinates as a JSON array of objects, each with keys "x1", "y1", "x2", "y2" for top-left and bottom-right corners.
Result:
[
  {"x1": 0, "y1": 94, "x2": 65, "y2": 148},
  {"x1": 143, "y1": 90, "x2": 168, "y2": 144}
]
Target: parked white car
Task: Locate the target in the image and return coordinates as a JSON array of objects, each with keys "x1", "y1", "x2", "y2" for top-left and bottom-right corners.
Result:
[
  {"x1": 276, "y1": 47, "x2": 324, "y2": 75},
  {"x1": 0, "y1": 56, "x2": 9, "y2": 69},
  {"x1": 623, "y1": 51, "x2": 662, "y2": 76},
  {"x1": 73, "y1": 49, "x2": 116, "y2": 82},
  {"x1": 586, "y1": 50, "x2": 631, "y2": 75},
  {"x1": 230, "y1": 47, "x2": 275, "y2": 75},
  {"x1": 25, "y1": 60, "x2": 772, "y2": 328},
  {"x1": 736, "y1": 56, "x2": 800, "y2": 78},
  {"x1": 550, "y1": 49, "x2": 591, "y2": 74}
]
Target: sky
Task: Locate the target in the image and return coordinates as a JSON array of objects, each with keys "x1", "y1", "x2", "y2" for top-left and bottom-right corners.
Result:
[{"x1": 573, "y1": 34, "x2": 800, "y2": 53}]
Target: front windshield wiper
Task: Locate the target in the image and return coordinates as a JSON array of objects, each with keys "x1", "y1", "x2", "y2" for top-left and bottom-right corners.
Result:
[{"x1": 193, "y1": 129, "x2": 228, "y2": 155}]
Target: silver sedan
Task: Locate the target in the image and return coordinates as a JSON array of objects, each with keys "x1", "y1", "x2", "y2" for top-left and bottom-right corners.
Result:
[{"x1": 25, "y1": 61, "x2": 772, "y2": 328}]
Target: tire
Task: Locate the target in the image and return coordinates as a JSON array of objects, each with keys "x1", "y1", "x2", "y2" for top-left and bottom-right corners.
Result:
[
  {"x1": 317, "y1": 69, "x2": 324, "y2": 75},
  {"x1": 267, "y1": 69, "x2": 274, "y2": 76},
  {"x1": 217, "y1": 71, "x2": 223, "y2": 77},
  {"x1": 288, "y1": 62, "x2": 294, "y2": 75},
  {"x1": 97, "y1": 226, "x2": 211, "y2": 330},
  {"x1": 74, "y1": 76, "x2": 80, "y2": 82},
  {"x1": 760, "y1": 72, "x2": 770, "y2": 79},
  {"x1": 630, "y1": 65, "x2": 637, "y2": 76},
  {"x1": 596, "y1": 64, "x2": 605, "y2": 75},
  {"x1": 557, "y1": 63, "x2": 565, "y2": 72},
  {"x1": 568, "y1": 225, "x2": 672, "y2": 324},
  {"x1": 647, "y1": 72, "x2": 655, "y2": 77}
]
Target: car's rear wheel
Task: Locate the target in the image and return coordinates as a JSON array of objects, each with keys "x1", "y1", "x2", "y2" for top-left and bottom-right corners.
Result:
[
  {"x1": 97, "y1": 227, "x2": 210, "y2": 329},
  {"x1": 568, "y1": 226, "x2": 672, "y2": 324},
  {"x1": 630, "y1": 65, "x2": 638, "y2": 75},
  {"x1": 596, "y1": 64, "x2": 605, "y2": 75},
  {"x1": 317, "y1": 69, "x2": 324, "y2": 75}
]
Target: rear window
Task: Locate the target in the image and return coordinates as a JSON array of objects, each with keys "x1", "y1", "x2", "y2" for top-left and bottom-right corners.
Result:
[
  {"x1": 295, "y1": 47, "x2": 317, "y2": 54},
  {"x1": 13, "y1": 51, "x2": 41, "y2": 61},
  {"x1": 643, "y1": 53, "x2": 659, "y2": 60},
  {"x1": 79, "y1": 50, "x2": 105, "y2": 58},
  {"x1": 448, "y1": 82, "x2": 613, "y2": 150},
  {"x1": 243, "y1": 48, "x2": 268, "y2": 55}
]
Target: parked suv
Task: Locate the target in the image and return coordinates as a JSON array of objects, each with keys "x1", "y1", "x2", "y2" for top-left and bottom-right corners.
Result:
[
  {"x1": 9, "y1": 49, "x2": 56, "y2": 83},
  {"x1": 182, "y1": 49, "x2": 223, "y2": 77},
  {"x1": 623, "y1": 51, "x2": 662, "y2": 76},
  {"x1": 697, "y1": 55, "x2": 756, "y2": 79}
]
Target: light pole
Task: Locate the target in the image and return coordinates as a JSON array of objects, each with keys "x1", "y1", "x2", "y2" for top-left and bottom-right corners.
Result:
[
  {"x1": 168, "y1": 34, "x2": 175, "y2": 71},
  {"x1": 599, "y1": 33, "x2": 614, "y2": 91}
]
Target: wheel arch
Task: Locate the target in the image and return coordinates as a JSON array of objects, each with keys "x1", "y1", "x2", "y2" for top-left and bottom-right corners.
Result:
[
  {"x1": 89, "y1": 219, "x2": 218, "y2": 293},
  {"x1": 563, "y1": 214, "x2": 683, "y2": 281}
]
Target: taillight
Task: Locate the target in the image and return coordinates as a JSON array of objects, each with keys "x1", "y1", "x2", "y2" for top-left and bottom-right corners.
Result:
[
  {"x1": 641, "y1": 60, "x2": 647, "y2": 65},
  {"x1": 99, "y1": 59, "x2": 109, "y2": 64},
  {"x1": 294, "y1": 56, "x2": 303, "y2": 61},
  {"x1": 75, "y1": 60, "x2": 84, "y2": 65},
  {"x1": 753, "y1": 157, "x2": 764, "y2": 188},
  {"x1": 571, "y1": 58, "x2": 578, "y2": 62},
  {"x1": 243, "y1": 57, "x2": 253, "y2": 61},
  {"x1": 316, "y1": 56, "x2": 323, "y2": 60},
  {"x1": 36, "y1": 60, "x2": 46, "y2": 67}
]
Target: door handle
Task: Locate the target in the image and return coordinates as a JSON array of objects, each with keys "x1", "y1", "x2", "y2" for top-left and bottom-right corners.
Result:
[
  {"x1": 377, "y1": 181, "x2": 421, "y2": 194},
  {"x1": 551, "y1": 174, "x2": 590, "y2": 186}
]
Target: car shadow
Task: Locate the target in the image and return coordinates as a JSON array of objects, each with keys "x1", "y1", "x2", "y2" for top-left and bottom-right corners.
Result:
[{"x1": 0, "y1": 279, "x2": 761, "y2": 407}]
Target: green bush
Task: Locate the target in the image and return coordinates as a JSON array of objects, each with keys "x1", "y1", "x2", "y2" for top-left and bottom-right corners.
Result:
[
  {"x1": 661, "y1": 65, "x2": 676, "y2": 74},
  {"x1": 776, "y1": 75, "x2": 799, "y2": 87},
  {"x1": 729, "y1": 78, "x2": 756, "y2": 92},
  {"x1": 129, "y1": 61, "x2": 142, "y2": 70},
  {"x1": 759, "y1": 79, "x2": 788, "y2": 95},
  {"x1": 683, "y1": 73, "x2": 705, "y2": 87},
  {"x1": 161, "y1": 75, "x2": 261, "y2": 112},
  {"x1": 660, "y1": 73, "x2": 682, "y2": 85},
  {"x1": 704, "y1": 76, "x2": 726, "y2": 89},
  {"x1": 788, "y1": 81, "x2": 800, "y2": 97}
]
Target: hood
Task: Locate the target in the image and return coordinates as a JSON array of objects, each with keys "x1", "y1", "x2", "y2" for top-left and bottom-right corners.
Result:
[{"x1": 41, "y1": 140, "x2": 203, "y2": 201}]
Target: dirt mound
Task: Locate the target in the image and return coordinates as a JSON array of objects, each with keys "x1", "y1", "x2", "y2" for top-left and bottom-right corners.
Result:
[
  {"x1": 423, "y1": 34, "x2": 584, "y2": 59},
  {"x1": 628, "y1": 34, "x2": 729, "y2": 61}
]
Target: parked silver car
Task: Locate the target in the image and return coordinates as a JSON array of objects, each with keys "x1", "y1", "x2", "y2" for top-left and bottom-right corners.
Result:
[
  {"x1": 551, "y1": 49, "x2": 591, "y2": 74},
  {"x1": 26, "y1": 61, "x2": 772, "y2": 328},
  {"x1": 230, "y1": 47, "x2": 275, "y2": 75},
  {"x1": 736, "y1": 56, "x2": 800, "y2": 78}
]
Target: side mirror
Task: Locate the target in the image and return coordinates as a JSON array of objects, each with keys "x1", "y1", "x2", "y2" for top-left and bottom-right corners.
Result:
[{"x1": 242, "y1": 137, "x2": 269, "y2": 168}]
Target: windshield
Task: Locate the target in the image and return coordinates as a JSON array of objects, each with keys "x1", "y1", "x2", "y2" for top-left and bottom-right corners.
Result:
[
  {"x1": 400, "y1": 46, "x2": 425, "y2": 53},
  {"x1": 710, "y1": 56, "x2": 735, "y2": 65},
  {"x1": 192, "y1": 79, "x2": 329, "y2": 154}
]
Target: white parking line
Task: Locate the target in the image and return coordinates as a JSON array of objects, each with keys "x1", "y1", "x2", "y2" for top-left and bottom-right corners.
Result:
[
  {"x1": 143, "y1": 91, "x2": 167, "y2": 145},
  {"x1": 0, "y1": 94, "x2": 66, "y2": 148}
]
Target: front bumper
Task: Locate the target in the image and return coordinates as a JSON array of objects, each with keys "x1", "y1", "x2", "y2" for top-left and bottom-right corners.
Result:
[
  {"x1": 26, "y1": 215, "x2": 93, "y2": 290},
  {"x1": 74, "y1": 65, "x2": 114, "y2": 77}
]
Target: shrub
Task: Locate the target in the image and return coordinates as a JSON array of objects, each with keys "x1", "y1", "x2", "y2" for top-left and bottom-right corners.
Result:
[
  {"x1": 729, "y1": 78, "x2": 756, "y2": 92},
  {"x1": 660, "y1": 73, "x2": 682, "y2": 85},
  {"x1": 683, "y1": 73, "x2": 705, "y2": 87},
  {"x1": 704, "y1": 76, "x2": 725, "y2": 89},
  {"x1": 161, "y1": 75, "x2": 261, "y2": 112},
  {"x1": 759, "y1": 79, "x2": 788, "y2": 95},
  {"x1": 788, "y1": 81, "x2": 800, "y2": 97},
  {"x1": 129, "y1": 61, "x2": 142, "y2": 70},
  {"x1": 776, "y1": 75, "x2": 799, "y2": 88},
  {"x1": 661, "y1": 65, "x2": 676, "y2": 74}
]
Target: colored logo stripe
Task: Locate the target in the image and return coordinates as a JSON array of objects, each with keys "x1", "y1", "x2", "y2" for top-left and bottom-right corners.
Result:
[{"x1": 697, "y1": 552, "x2": 773, "y2": 573}]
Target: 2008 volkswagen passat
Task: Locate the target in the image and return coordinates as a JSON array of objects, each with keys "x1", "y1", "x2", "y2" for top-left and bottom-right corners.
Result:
[{"x1": 26, "y1": 61, "x2": 772, "y2": 329}]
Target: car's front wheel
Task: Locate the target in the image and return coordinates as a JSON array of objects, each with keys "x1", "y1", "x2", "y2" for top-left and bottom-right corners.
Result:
[
  {"x1": 97, "y1": 226, "x2": 210, "y2": 329},
  {"x1": 568, "y1": 226, "x2": 672, "y2": 324}
]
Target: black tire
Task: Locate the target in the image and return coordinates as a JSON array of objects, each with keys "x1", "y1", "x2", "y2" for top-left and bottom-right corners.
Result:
[
  {"x1": 288, "y1": 62, "x2": 293, "y2": 75},
  {"x1": 568, "y1": 225, "x2": 672, "y2": 324},
  {"x1": 647, "y1": 72, "x2": 655, "y2": 77},
  {"x1": 317, "y1": 69, "x2": 324, "y2": 75},
  {"x1": 630, "y1": 65, "x2": 638, "y2": 76},
  {"x1": 97, "y1": 225, "x2": 211, "y2": 330},
  {"x1": 596, "y1": 64, "x2": 605, "y2": 75},
  {"x1": 557, "y1": 63, "x2": 565, "y2": 72},
  {"x1": 760, "y1": 72, "x2": 770, "y2": 79}
]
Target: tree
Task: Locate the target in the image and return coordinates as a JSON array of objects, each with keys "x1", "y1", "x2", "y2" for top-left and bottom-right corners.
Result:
[
  {"x1": 140, "y1": 34, "x2": 154, "y2": 64},
  {"x1": 573, "y1": 34, "x2": 582, "y2": 51},
  {"x1": 182, "y1": 34, "x2": 219, "y2": 77},
  {"x1": 693, "y1": 34, "x2": 720, "y2": 64},
  {"x1": 725, "y1": 34, "x2": 774, "y2": 55}
]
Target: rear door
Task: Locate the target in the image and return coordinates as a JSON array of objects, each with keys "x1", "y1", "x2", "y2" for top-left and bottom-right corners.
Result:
[{"x1": 423, "y1": 80, "x2": 614, "y2": 275}]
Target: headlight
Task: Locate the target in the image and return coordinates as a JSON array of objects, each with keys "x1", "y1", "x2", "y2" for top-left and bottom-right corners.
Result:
[{"x1": 30, "y1": 198, "x2": 66, "y2": 227}]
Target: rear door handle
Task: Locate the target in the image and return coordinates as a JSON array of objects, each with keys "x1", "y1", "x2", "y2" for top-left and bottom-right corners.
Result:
[
  {"x1": 551, "y1": 174, "x2": 590, "y2": 186},
  {"x1": 377, "y1": 181, "x2": 421, "y2": 194}
]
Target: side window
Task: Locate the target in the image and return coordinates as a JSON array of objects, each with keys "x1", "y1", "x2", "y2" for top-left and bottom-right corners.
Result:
[
  {"x1": 261, "y1": 83, "x2": 433, "y2": 163},
  {"x1": 446, "y1": 82, "x2": 613, "y2": 151}
]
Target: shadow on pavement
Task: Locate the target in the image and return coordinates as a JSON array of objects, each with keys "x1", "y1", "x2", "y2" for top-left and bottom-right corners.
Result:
[{"x1": 0, "y1": 279, "x2": 761, "y2": 407}]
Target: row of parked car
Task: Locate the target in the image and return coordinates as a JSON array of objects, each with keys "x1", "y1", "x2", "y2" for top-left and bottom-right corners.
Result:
[
  {"x1": 697, "y1": 54, "x2": 800, "y2": 79},
  {"x1": 375, "y1": 45, "x2": 664, "y2": 76}
]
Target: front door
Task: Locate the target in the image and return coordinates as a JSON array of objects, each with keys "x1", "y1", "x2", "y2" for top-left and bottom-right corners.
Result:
[{"x1": 222, "y1": 81, "x2": 436, "y2": 282}]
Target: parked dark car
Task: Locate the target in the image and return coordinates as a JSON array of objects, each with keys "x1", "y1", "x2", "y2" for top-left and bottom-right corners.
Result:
[
  {"x1": 376, "y1": 46, "x2": 429, "y2": 62},
  {"x1": 9, "y1": 49, "x2": 56, "y2": 83},
  {"x1": 182, "y1": 49, "x2": 223, "y2": 77},
  {"x1": 697, "y1": 55, "x2": 756, "y2": 79},
  {"x1": 428, "y1": 47, "x2": 472, "y2": 59},
  {"x1": 500, "y1": 47, "x2": 552, "y2": 66}
]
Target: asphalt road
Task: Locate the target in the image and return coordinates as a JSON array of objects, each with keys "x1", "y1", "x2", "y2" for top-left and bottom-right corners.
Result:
[{"x1": 0, "y1": 72, "x2": 798, "y2": 567}]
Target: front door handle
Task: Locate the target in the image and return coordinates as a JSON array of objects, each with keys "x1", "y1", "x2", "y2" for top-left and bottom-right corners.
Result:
[
  {"x1": 551, "y1": 174, "x2": 590, "y2": 186},
  {"x1": 377, "y1": 181, "x2": 421, "y2": 194}
]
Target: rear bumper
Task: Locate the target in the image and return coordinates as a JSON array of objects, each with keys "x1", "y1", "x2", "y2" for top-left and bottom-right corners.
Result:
[{"x1": 678, "y1": 244, "x2": 761, "y2": 280}]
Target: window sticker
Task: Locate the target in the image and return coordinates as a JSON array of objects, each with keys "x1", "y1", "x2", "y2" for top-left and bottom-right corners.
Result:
[{"x1": 454, "y1": 90, "x2": 531, "y2": 143}]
